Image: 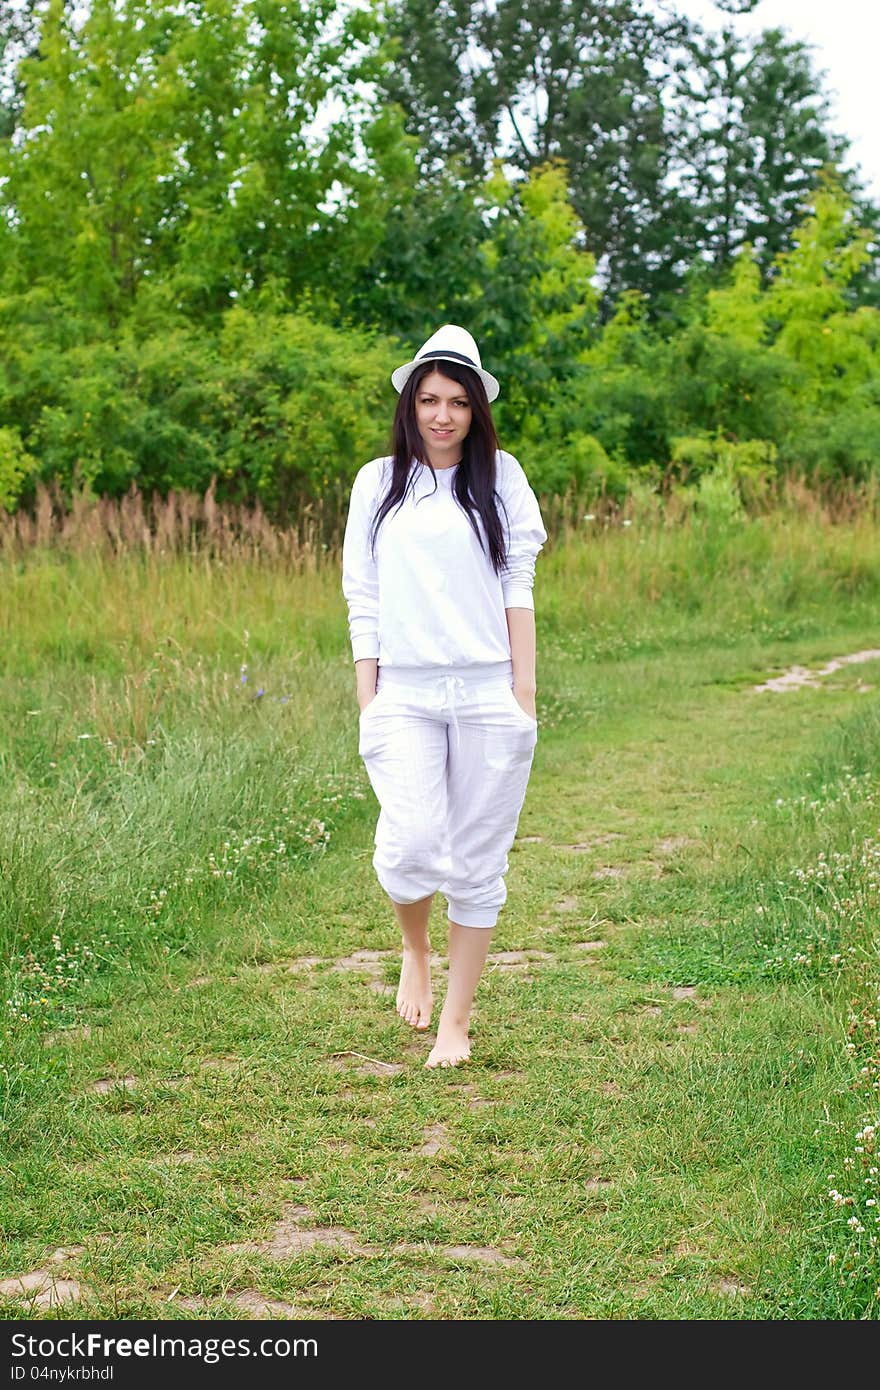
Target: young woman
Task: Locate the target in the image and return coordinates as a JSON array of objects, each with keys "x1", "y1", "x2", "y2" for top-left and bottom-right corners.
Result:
[{"x1": 342, "y1": 325, "x2": 546, "y2": 1069}]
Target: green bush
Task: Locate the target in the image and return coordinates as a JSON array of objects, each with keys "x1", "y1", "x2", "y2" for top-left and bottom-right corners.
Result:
[
  {"x1": 0, "y1": 310, "x2": 402, "y2": 509},
  {"x1": 0, "y1": 425, "x2": 37, "y2": 512},
  {"x1": 1, "y1": 178, "x2": 878, "y2": 514},
  {"x1": 213, "y1": 309, "x2": 399, "y2": 507},
  {"x1": 782, "y1": 389, "x2": 880, "y2": 482},
  {"x1": 670, "y1": 433, "x2": 776, "y2": 488},
  {"x1": 515, "y1": 422, "x2": 629, "y2": 500}
]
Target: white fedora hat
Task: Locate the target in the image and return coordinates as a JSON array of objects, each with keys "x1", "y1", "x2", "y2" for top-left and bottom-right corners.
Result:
[{"x1": 391, "y1": 324, "x2": 500, "y2": 402}]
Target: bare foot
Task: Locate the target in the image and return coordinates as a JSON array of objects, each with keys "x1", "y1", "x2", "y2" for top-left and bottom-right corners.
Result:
[
  {"x1": 396, "y1": 947, "x2": 433, "y2": 1030},
  {"x1": 425, "y1": 1020, "x2": 471, "y2": 1069}
]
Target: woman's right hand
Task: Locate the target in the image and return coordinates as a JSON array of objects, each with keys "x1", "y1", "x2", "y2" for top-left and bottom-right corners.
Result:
[{"x1": 355, "y1": 656, "x2": 379, "y2": 712}]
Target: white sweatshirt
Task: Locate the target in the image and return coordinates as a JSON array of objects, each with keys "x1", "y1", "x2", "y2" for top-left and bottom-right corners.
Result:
[{"x1": 342, "y1": 451, "x2": 547, "y2": 668}]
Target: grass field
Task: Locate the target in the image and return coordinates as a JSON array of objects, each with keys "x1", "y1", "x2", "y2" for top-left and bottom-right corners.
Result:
[{"x1": 1, "y1": 496, "x2": 879, "y2": 1319}]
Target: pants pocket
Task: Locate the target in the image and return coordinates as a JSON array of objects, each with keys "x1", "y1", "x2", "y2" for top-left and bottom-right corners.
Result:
[
  {"x1": 359, "y1": 690, "x2": 383, "y2": 720},
  {"x1": 484, "y1": 695, "x2": 538, "y2": 771},
  {"x1": 358, "y1": 686, "x2": 388, "y2": 758},
  {"x1": 505, "y1": 684, "x2": 538, "y2": 728}
]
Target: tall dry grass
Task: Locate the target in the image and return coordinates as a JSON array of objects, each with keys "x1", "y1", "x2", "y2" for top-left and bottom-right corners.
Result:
[
  {"x1": 3, "y1": 471, "x2": 879, "y2": 565},
  {"x1": 0, "y1": 481, "x2": 341, "y2": 569}
]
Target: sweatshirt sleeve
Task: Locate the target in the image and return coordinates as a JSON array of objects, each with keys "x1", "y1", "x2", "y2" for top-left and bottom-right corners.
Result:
[
  {"x1": 498, "y1": 454, "x2": 547, "y2": 610},
  {"x1": 341, "y1": 461, "x2": 381, "y2": 662}
]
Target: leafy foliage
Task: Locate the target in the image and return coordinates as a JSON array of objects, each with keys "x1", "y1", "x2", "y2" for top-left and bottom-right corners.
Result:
[
  {"x1": 1, "y1": 304, "x2": 400, "y2": 508},
  {"x1": 0, "y1": 3, "x2": 878, "y2": 511},
  {"x1": 380, "y1": 0, "x2": 877, "y2": 307}
]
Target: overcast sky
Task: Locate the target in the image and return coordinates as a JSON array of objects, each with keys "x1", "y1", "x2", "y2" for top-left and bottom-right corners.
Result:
[{"x1": 677, "y1": 0, "x2": 879, "y2": 198}]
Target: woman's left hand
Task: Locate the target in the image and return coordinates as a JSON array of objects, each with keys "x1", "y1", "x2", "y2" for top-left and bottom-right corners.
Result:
[{"x1": 512, "y1": 686, "x2": 537, "y2": 721}]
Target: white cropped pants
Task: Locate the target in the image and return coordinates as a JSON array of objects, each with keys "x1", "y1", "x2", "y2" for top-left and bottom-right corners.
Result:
[{"x1": 358, "y1": 662, "x2": 538, "y2": 928}]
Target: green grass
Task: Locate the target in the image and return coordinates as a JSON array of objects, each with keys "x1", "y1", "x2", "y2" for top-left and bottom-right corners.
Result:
[{"x1": 1, "y1": 505, "x2": 879, "y2": 1319}]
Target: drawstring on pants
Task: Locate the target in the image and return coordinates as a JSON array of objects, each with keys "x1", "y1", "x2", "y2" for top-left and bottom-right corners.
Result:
[
  {"x1": 377, "y1": 662, "x2": 514, "y2": 760},
  {"x1": 437, "y1": 673, "x2": 466, "y2": 752}
]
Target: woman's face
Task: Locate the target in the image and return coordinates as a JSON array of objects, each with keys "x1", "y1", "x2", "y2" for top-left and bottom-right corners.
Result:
[{"x1": 414, "y1": 370, "x2": 472, "y2": 464}]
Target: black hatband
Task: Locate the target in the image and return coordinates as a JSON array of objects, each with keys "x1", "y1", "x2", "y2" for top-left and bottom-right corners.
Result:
[{"x1": 417, "y1": 349, "x2": 480, "y2": 370}]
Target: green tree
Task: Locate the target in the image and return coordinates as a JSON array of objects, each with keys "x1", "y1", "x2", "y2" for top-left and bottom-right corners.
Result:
[
  {"x1": 170, "y1": 0, "x2": 386, "y2": 316},
  {"x1": 508, "y1": 182, "x2": 880, "y2": 493},
  {"x1": 761, "y1": 182, "x2": 880, "y2": 481},
  {"x1": 327, "y1": 154, "x2": 598, "y2": 433},
  {"x1": 380, "y1": 0, "x2": 691, "y2": 306},
  {"x1": 0, "y1": 0, "x2": 47, "y2": 139},
  {"x1": 336, "y1": 154, "x2": 489, "y2": 340},
  {"x1": 0, "y1": 0, "x2": 386, "y2": 327},
  {"x1": 381, "y1": 0, "x2": 875, "y2": 310},
  {"x1": 672, "y1": 23, "x2": 854, "y2": 277},
  {"x1": 475, "y1": 162, "x2": 598, "y2": 440}
]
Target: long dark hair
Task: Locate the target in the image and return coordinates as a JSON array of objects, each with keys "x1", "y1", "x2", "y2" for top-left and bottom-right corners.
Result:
[{"x1": 369, "y1": 359, "x2": 508, "y2": 573}]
